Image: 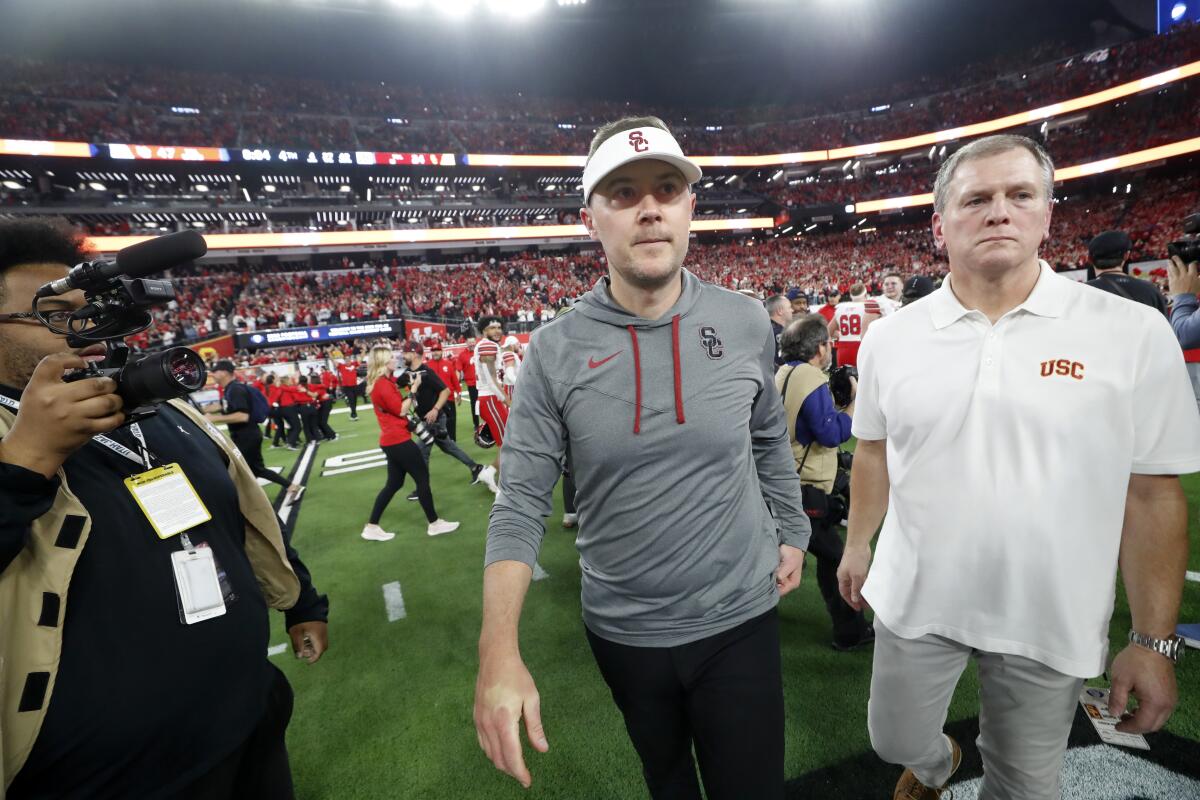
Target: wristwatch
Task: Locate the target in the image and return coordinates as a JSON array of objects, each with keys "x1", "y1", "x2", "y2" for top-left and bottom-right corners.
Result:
[{"x1": 1128, "y1": 630, "x2": 1184, "y2": 664}]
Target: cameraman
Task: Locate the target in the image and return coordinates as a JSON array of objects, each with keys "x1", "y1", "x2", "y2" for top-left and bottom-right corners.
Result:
[
  {"x1": 776, "y1": 315, "x2": 873, "y2": 651},
  {"x1": 400, "y1": 340, "x2": 490, "y2": 490},
  {"x1": 1167, "y1": 253, "x2": 1200, "y2": 405},
  {"x1": 0, "y1": 221, "x2": 328, "y2": 798}
]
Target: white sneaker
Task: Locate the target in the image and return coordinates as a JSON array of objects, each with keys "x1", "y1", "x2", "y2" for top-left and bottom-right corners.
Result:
[
  {"x1": 361, "y1": 524, "x2": 395, "y2": 541},
  {"x1": 426, "y1": 519, "x2": 460, "y2": 536},
  {"x1": 478, "y1": 465, "x2": 498, "y2": 491},
  {"x1": 561, "y1": 513, "x2": 578, "y2": 528}
]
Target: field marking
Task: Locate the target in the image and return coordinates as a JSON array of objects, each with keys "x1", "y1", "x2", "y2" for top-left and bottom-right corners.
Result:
[
  {"x1": 1187, "y1": 571, "x2": 1200, "y2": 583},
  {"x1": 267, "y1": 643, "x2": 288, "y2": 657},
  {"x1": 255, "y1": 466, "x2": 284, "y2": 487},
  {"x1": 532, "y1": 562, "x2": 549, "y2": 581},
  {"x1": 279, "y1": 441, "x2": 317, "y2": 525},
  {"x1": 383, "y1": 581, "x2": 407, "y2": 621}
]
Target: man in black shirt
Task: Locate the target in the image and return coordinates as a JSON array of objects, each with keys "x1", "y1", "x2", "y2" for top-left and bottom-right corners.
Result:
[
  {"x1": 1086, "y1": 230, "x2": 1169, "y2": 317},
  {"x1": 0, "y1": 221, "x2": 329, "y2": 798},
  {"x1": 400, "y1": 340, "x2": 488, "y2": 495},
  {"x1": 206, "y1": 360, "x2": 304, "y2": 504}
]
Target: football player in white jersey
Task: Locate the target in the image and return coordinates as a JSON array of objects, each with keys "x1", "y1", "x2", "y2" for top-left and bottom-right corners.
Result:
[
  {"x1": 828, "y1": 283, "x2": 880, "y2": 367},
  {"x1": 472, "y1": 316, "x2": 507, "y2": 490},
  {"x1": 499, "y1": 335, "x2": 523, "y2": 402},
  {"x1": 875, "y1": 272, "x2": 904, "y2": 316}
]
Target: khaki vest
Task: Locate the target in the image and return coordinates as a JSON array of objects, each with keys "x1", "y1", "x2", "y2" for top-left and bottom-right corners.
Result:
[
  {"x1": 0, "y1": 399, "x2": 300, "y2": 791},
  {"x1": 774, "y1": 362, "x2": 839, "y2": 493}
]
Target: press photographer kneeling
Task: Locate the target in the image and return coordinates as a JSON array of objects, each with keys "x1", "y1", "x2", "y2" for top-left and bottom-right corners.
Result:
[
  {"x1": 0, "y1": 221, "x2": 327, "y2": 798},
  {"x1": 776, "y1": 314, "x2": 874, "y2": 651}
]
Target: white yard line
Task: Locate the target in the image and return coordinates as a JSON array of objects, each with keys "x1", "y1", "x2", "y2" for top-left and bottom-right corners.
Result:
[
  {"x1": 267, "y1": 643, "x2": 288, "y2": 656},
  {"x1": 279, "y1": 441, "x2": 317, "y2": 524},
  {"x1": 532, "y1": 562, "x2": 549, "y2": 581},
  {"x1": 383, "y1": 581, "x2": 407, "y2": 621},
  {"x1": 1186, "y1": 571, "x2": 1200, "y2": 583}
]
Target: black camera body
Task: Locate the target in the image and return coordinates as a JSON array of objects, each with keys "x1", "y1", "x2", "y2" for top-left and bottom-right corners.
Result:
[
  {"x1": 41, "y1": 232, "x2": 209, "y2": 425},
  {"x1": 829, "y1": 365, "x2": 857, "y2": 409},
  {"x1": 1168, "y1": 212, "x2": 1200, "y2": 265}
]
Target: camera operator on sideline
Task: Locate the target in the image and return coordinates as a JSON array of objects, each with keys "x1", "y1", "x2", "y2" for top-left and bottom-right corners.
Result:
[
  {"x1": 0, "y1": 221, "x2": 329, "y2": 798},
  {"x1": 399, "y1": 340, "x2": 493, "y2": 495},
  {"x1": 1166, "y1": 218, "x2": 1200, "y2": 404},
  {"x1": 776, "y1": 315, "x2": 873, "y2": 651}
]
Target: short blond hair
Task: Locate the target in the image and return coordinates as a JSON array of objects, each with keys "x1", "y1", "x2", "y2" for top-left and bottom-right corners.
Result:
[{"x1": 933, "y1": 134, "x2": 1054, "y2": 214}]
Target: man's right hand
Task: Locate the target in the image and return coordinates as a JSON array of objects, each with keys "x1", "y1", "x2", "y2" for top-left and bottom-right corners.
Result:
[
  {"x1": 1167, "y1": 255, "x2": 1200, "y2": 297},
  {"x1": 836, "y1": 543, "x2": 872, "y2": 611},
  {"x1": 474, "y1": 650, "x2": 548, "y2": 789},
  {"x1": 0, "y1": 353, "x2": 125, "y2": 479}
]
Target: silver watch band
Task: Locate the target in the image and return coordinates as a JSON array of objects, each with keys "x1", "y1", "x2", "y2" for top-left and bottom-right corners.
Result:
[{"x1": 1128, "y1": 630, "x2": 1182, "y2": 663}]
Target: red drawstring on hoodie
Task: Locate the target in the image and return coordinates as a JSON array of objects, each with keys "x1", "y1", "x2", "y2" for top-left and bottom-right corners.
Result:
[{"x1": 626, "y1": 314, "x2": 686, "y2": 435}]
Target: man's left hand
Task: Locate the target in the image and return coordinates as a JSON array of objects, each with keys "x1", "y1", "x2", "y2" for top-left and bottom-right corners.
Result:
[
  {"x1": 776, "y1": 544, "x2": 805, "y2": 596},
  {"x1": 1108, "y1": 643, "x2": 1177, "y2": 733},
  {"x1": 288, "y1": 620, "x2": 329, "y2": 664},
  {"x1": 424, "y1": 408, "x2": 440, "y2": 425},
  {"x1": 1167, "y1": 255, "x2": 1200, "y2": 297}
]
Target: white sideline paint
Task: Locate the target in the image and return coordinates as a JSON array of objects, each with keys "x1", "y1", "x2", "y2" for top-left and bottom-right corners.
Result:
[
  {"x1": 255, "y1": 466, "x2": 285, "y2": 487},
  {"x1": 383, "y1": 582, "x2": 407, "y2": 621},
  {"x1": 321, "y1": 447, "x2": 387, "y2": 477},
  {"x1": 1186, "y1": 571, "x2": 1200, "y2": 583},
  {"x1": 331, "y1": 403, "x2": 373, "y2": 416},
  {"x1": 279, "y1": 442, "x2": 317, "y2": 525},
  {"x1": 267, "y1": 643, "x2": 288, "y2": 657},
  {"x1": 949, "y1": 744, "x2": 1200, "y2": 799},
  {"x1": 532, "y1": 563, "x2": 549, "y2": 581}
]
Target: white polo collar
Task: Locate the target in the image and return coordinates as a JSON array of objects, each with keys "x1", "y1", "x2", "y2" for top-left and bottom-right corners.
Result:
[{"x1": 929, "y1": 260, "x2": 1067, "y2": 330}]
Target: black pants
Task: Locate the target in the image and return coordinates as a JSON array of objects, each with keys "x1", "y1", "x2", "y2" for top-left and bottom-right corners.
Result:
[
  {"x1": 280, "y1": 406, "x2": 303, "y2": 447},
  {"x1": 369, "y1": 441, "x2": 437, "y2": 525},
  {"x1": 344, "y1": 384, "x2": 362, "y2": 418},
  {"x1": 804, "y1": 500, "x2": 870, "y2": 647},
  {"x1": 467, "y1": 385, "x2": 479, "y2": 427},
  {"x1": 231, "y1": 427, "x2": 290, "y2": 489},
  {"x1": 444, "y1": 401, "x2": 457, "y2": 441},
  {"x1": 562, "y1": 469, "x2": 577, "y2": 514},
  {"x1": 316, "y1": 400, "x2": 336, "y2": 439},
  {"x1": 298, "y1": 405, "x2": 319, "y2": 443},
  {"x1": 585, "y1": 609, "x2": 784, "y2": 800},
  {"x1": 170, "y1": 666, "x2": 295, "y2": 800}
]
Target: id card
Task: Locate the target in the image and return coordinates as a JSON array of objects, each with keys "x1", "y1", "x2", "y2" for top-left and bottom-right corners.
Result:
[
  {"x1": 1078, "y1": 687, "x2": 1150, "y2": 750},
  {"x1": 170, "y1": 546, "x2": 227, "y2": 625},
  {"x1": 124, "y1": 463, "x2": 212, "y2": 539}
]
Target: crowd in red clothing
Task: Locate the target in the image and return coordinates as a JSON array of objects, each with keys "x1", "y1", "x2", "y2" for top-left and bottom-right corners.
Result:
[
  {"x1": 127, "y1": 170, "x2": 1194, "y2": 351},
  {"x1": 1, "y1": 23, "x2": 1196, "y2": 156}
]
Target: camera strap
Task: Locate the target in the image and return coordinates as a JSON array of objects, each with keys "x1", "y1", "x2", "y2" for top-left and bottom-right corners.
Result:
[{"x1": 0, "y1": 392, "x2": 149, "y2": 468}]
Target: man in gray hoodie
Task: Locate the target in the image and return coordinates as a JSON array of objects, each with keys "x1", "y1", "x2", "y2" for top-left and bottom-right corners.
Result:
[{"x1": 472, "y1": 116, "x2": 810, "y2": 800}]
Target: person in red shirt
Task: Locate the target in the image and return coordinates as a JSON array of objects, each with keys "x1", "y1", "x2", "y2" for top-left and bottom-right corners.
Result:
[
  {"x1": 308, "y1": 374, "x2": 338, "y2": 441},
  {"x1": 361, "y1": 345, "x2": 459, "y2": 541},
  {"x1": 264, "y1": 373, "x2": 287, "y2": 447},
  {"x1": 276, "y1": 374, "x2": 305, "y2": 450},
  {"x1": 429, "y1": 341, "x2": 462, "y2": 441},
  {"x1": 457, "y1": 337, "x2": 479, "y2": 428},
  {"x1": 296, "y1": 375, "x2": 322, "y2": 443},
  {"x1": 336, "y1": 358, "x2": 363, "y2": 420}
]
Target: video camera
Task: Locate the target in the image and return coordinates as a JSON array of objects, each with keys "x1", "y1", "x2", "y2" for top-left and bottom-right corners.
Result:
[
  {"x1": 1168, "y1": 212, "x2": 1200, "y2": 265},
  {"x1": 34, "y1": 231, "x2": 210, "y2": 425},
  {"x1": 829, "y1": 364, "x2": 857, "y2": 409}
]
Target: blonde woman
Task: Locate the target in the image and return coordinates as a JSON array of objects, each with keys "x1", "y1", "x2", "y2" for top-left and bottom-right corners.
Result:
[{"x1": 362, "y1": 345, "x2": 459, "y2": 541}]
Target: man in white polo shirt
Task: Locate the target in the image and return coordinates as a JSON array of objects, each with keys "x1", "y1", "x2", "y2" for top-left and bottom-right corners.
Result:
[{"x1": 837, "y1": 134, "x2": 1200, "y2": 800}]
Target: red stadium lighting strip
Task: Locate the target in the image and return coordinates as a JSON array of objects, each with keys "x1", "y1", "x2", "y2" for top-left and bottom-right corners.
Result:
[
  {"x1": 0, "y1": 139, "x2": 92, "y2": 158},
  {"x1": 853, "y1": 136, "x2": 1200, "y2": 214},
  {"x1": 85, "y1": 217, "x2": 775, "y2": 254},
  {"x1": 464, "y1": 59, "x2": 1200, "y2": 169}
]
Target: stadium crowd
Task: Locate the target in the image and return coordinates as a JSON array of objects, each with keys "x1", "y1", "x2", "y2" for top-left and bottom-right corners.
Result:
[{"x1": 1, "y1": 22, "x2": 1196, "y2": 156}]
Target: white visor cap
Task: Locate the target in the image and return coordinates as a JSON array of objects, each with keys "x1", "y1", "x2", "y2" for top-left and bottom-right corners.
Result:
[{"x1": 582, "y1": 126, "x2": 703, "y2": 204}]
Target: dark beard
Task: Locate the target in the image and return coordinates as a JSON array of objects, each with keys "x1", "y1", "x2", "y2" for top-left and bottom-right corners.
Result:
[{"x1": 0, "y1": 338, "x2": 46, "y2": 390}]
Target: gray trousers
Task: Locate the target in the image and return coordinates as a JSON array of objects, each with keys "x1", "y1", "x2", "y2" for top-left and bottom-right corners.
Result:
[
  {"x1": 418, "y1": 432, "x2": 478, "y2": 472},
  {"x1": 868, "y1": 620, "x2": 1084, "y2": 800}
]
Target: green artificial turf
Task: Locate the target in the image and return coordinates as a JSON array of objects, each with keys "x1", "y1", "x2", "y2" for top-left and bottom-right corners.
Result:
[{"x1": 261, "y1": 409, "x2": 1200, "y2": 799}]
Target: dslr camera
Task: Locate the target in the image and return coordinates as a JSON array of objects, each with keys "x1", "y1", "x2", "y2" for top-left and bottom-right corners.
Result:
[
  {"x1": 396, "y1": 370, "x2": 435, "y2": 445},
  {"x1": 1168, "y1": 212, "x2": 1200, "y2": 265},
  {"x1": 829, "y1": 364, "x2": 857, "y2": 409},
  {"x1": 36, "y1": 231, "x2": 209, "y2": 425}
]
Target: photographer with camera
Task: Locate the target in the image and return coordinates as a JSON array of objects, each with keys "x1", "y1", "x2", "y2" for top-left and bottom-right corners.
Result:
[
  {"x1": 776, "y1": 315, "x2": 873, "y2": 652},
  {"x1": 1166, "y1": 215, "x2": 1200, "y2": 405},
  {"x1": 0, "y1": 221, "x2": 329, "y2": 798},
  {"x1": 361, "y1": 344, "x2": 459, "y2": 541},
  {"x1": 205, "y1": 360, "x2": 304, "y2": 504},
  {"x1": 400, "y1": 340, "x2": 494, "y2": 495}
]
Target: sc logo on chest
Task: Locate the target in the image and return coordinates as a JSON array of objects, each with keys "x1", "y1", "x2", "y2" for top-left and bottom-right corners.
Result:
[{"x1": 1040, "y1": 359, "x2": 1085, "y2": 381}]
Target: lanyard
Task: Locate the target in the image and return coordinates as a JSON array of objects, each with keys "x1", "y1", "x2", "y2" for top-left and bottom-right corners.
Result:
[{"x1": 0, "y1": 391, "x2": 151, "y2": 469}]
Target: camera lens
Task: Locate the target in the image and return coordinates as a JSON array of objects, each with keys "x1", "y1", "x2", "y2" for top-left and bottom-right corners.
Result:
[{"x1": 118, "y1": 347, "x2": 208, "y2": 408}]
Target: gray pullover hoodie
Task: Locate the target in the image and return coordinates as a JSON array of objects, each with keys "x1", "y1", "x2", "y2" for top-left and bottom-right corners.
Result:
[{"x1": 485, "y1": 269, "x2": 811, "y2": 647}]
